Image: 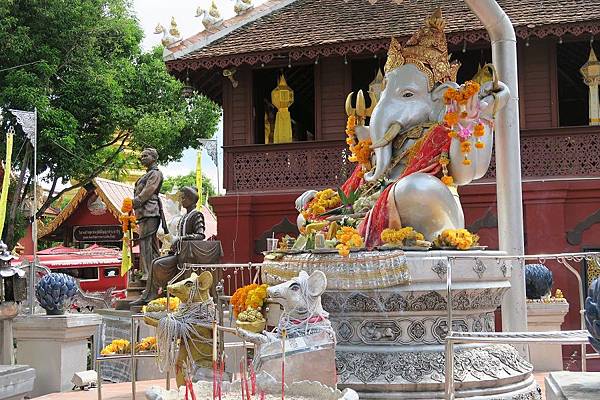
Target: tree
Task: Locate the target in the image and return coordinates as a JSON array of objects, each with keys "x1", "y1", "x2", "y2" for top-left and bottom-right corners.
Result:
[
  {"x1": 0, "y1": 0, "x2": 221, "y2": 248},
  {"x1": 161, "y1": 172, "x2": 217, "y2": 205}
]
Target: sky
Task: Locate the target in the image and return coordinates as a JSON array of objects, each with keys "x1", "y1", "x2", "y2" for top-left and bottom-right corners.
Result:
[{"x1": 132, "y1": 0, "x2": 267, "y2": 193}]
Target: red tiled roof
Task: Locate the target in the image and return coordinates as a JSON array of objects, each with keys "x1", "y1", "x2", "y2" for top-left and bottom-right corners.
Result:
[
  {"x1": 39, "y1": 178, "x2": 218, "y2": 239},
  {"x1": 167, "y1": 0, "x2": 600, "y2": 67}
]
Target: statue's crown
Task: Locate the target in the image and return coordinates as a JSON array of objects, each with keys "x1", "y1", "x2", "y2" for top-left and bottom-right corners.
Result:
[{"x1": 384, "y1": 8, "x2": 460, "y2": 89}]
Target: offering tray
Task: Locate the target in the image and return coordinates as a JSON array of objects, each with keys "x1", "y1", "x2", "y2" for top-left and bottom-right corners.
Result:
[{"x1": 262, "y1": 249, "x2": 409, "y2": 290}]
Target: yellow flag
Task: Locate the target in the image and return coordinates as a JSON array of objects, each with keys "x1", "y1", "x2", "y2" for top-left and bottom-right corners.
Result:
[
  {"x1": 120, "y1": 230, "x2": 132, "y2": 276},
  {"x1": 0, "y1": 130, "x2": 14, "y2": 239},
  {"x1": 196, "y1": 150, "x2": 202, "y2": 210}
]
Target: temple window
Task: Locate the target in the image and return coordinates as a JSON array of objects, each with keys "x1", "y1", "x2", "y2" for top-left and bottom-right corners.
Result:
[
  {"x1": 557, "y1": 40, "x2": 599, "y2": 127},
  {"x1": 351, "y1": 57, "x2": 382, "y2": 95},
  {"x1": 450, "y1": 47, "x2": 492, "y2": 84},
  {"x1": 252, "y1": 65, "x2": 315, "y2": 144}
]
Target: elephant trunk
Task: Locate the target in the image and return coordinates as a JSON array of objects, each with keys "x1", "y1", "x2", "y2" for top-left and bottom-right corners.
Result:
[
  {"x1": 364, "y1": 121, "x2": 401, "y2": 182},
  {"x1": 364, "y1": 144, "x2": 391, "y2": 182}
]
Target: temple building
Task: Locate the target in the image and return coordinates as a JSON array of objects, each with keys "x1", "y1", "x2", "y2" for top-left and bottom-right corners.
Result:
[{"x1": 164, "y1": 0, "x2": 600, "y2": 365}]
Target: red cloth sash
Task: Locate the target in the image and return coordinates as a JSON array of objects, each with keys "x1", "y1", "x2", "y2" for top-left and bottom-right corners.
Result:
[
  {"x1": 341, "y1": 165, "x2": 364, "y2": 196},
  {"x1": 290, "y1": 315, "x2": 325, "y2": 325},
  {"x1": 359, "y1": 124, "x2": 451, "y2": 248}
]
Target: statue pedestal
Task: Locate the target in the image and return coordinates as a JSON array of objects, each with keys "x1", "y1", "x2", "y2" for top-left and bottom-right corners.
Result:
[
  {"x1": 263, "y1": 250, "x2": 541, "y2": 399},
  {"x1": 115, "y1": 278, "x2": 146, "y2": 310},
  {"x1": 0, "y1": 365, "x2": 35, "y2": 400},
  {"x1": 545, "y1": 371, "x2": 600, "y2": 399},
  {"x1": 526, "y1": 301, "x2": 569, "y2": 372},
  {"x1": 13, "y1": 313, "x2": 101, "y2": 397}
]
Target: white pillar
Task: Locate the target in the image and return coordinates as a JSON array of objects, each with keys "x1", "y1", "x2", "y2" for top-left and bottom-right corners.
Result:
[
  {"x1": 463, "y1": 0, "x2": 527, "y2": 343},
  {"x1": 13, "y1": 313, "x2": 101, "y2": 397}
]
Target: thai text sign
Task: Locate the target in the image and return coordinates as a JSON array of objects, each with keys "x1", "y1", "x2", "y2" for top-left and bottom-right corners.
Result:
[{"x1": 73, "y1": 225, "x2": 123, "y2": 242}]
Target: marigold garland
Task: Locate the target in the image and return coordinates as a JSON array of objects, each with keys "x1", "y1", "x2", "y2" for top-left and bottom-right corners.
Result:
[
  {"x1": 135, "y1": 336, "x2": 157, "y2": 352},
  {"x1": 120, "y1": 197, "x2": 137, "y2": 233},
  {"x1": 302, "y1": 188, "x2": 341, "y2": 221},
  {"x1": 381, "y1": 227, "x2": 424, "y2": 245},
  {"x1": 245, "y1": 284, "x2": 268, "y2": 310},
  {"x1": 101, "y1": 339, "x2": 130, "y2": 355},
  {"x1": 336, "y1": 226, "x2": 363, "y2": 257},
  {"x1": 231, "y1": 283, "x2": 268, "y2": 317},
  {"x1": 443, "y1": 80, "x2": 489, "y2": 166},
  {"x1": 121, "y1": 197, "x2": 133, "y2": 213},
  {"x1": 142, "y1": 296, "x2": 181, "y2": 313},
  {"x1": 345, "y1": 114, "x2": 372, "y2": 174},
  {"x1": 434, "y1": 228, "x2": 479, "y2": 250},
  {"x1": 439, "y1": 152, "x2": 453, "y2": 186}
]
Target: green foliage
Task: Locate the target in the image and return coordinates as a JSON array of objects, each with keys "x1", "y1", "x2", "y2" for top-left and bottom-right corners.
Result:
[
  {"x1": 0, "y1": 0, "x2": 222, "y2": 221},
  {"x1": 161, "y1": 172, "x2": 217, "y2": 204}
]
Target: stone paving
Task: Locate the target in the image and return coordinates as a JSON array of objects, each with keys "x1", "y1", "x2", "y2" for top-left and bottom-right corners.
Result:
[{"x1": 33, "y1": 374, "x2": 550, "y2": 400}]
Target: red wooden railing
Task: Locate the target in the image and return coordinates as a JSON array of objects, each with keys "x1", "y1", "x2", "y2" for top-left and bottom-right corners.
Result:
[{"x1": 223, "y1": 126, "x2": 600, "y2": 193}]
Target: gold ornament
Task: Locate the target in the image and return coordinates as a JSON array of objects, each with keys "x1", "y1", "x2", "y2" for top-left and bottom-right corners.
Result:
[{"x1": 384, "y1": 8, "x2": 460, "y2": 90}]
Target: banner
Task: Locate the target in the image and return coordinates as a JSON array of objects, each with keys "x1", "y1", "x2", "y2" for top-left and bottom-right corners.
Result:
[{"x1": 0, "y1": 128, "x2": 14, "y2": 239}]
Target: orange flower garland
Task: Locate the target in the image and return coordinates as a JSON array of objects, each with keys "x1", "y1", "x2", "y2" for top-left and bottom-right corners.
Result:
[
  {"x1": 335, "y1": 226, "x2": 363, "y2": 257},
  {"x1": 345, "y1": 115, "x2": 372, "y2": 175},
  {"x1": 231, "y1": 283, "x2": 258, "y2": 317},
  {"x1": 119, "y1": 197, "x2": 137, "y2": 233},
  {"x1": 443, "y1": 80, "x2": 488, "y2": 167}
]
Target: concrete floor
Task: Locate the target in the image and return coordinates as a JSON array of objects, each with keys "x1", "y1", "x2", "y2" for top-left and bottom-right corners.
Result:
[{"x1": 33, "y1": 373, "x2": 549, "y2": 400}]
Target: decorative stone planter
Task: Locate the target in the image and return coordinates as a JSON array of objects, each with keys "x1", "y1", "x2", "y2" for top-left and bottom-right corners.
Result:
[
  {"x1": 263, "y1": 250, "x2": 541, "y2": 399},
  {"x1": 526, "y1": 300, "x2": 570, "y2": 372},
  {"x1": 13, "y1": 313, "x2": 101, "y2": 397}
]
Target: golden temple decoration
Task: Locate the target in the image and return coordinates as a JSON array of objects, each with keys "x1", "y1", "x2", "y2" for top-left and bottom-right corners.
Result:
[
  {"x1": 472, "y1": 64, "x2": 493, "y2": 86},
  {"x1": 369, "y1": 68, "x2": 385, "y2": 101},
  {"x1": 209, "y1": 0, "x2": 221, "y2": 19},
  {"x1": 271, "y1": 74, "x2": 294, "y2": 143},
  {"x1": 264, "y1": 111, "x2": 274, "y2": 144},
  {"x1": 384, "y1": 8, "x2": 460, "y2": 90},
  {"x1": 169, "y1": 17, "x2": 180, "y2": 37}
]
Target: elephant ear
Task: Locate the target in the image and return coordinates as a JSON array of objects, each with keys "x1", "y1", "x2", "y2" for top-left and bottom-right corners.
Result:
[{"x1": 429, "y1": 81, "x2": 460, "y2": 122}]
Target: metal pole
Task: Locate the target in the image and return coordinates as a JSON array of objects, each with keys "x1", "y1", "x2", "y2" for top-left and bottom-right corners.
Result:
[
  {"x1": 29, "y1": 107, "x2": 38, "y2": 315},
  {"x1": 463, "y1": 0, "x2": 527, "y2": 349},
  {"x1": 445, "y1": 257, "x2": 455, "y2": 399},
  {"x1": 130, "y1": 315, "x2": 136, "y2": 400}
]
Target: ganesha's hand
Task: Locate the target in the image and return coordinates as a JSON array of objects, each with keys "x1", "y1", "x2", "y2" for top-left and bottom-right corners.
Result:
[
  {"x1": 295, "y1": 190, "x2": 318, "y2": 212},
  {"x1": 479, "y1": 81, "x2": 510, "y2": 117}
]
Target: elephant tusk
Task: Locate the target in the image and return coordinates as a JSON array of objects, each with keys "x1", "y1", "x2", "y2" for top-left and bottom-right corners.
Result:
[
  {"x1": 345, "y1": 92, "x2": 355, "y2": 116},
  {"x1": 370, "y1": 123, "x2": 402, "y2": 149}
]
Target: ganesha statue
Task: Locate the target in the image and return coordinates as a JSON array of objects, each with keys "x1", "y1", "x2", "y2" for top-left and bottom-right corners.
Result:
[{"x1": 297, "y1": 8, "x2": 509, "y2": 247}]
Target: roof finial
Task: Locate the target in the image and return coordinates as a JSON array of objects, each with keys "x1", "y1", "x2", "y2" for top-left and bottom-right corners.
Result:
[
  {"x1": 234, "y1": 0, "x2": 253, "y2": 15},
  {"x1": 196, "y1": 1, "x2": 224, "y2": 32}
]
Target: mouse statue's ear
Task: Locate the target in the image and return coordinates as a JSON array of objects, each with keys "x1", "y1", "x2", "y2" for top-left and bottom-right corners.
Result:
[
  {"x1": 306, "y1": 271, "x2": 327, "y2": 298},
  {"x1": 197, "y1": 271, "x2": 213, "y2": 291}
]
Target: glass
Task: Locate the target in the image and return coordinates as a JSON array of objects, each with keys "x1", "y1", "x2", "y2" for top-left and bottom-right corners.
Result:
[{"x1": 266, "y1": 238, "x2": 279, "y2": 252}]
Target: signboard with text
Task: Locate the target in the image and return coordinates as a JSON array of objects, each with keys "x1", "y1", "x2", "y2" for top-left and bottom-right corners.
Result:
[{"x1": 73, "y1": 225, "x2": 123, "y2": 243}]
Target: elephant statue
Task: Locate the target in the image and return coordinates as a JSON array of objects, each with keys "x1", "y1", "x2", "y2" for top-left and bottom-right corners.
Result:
[{"x1": 296, "y1": 8, "x2": 510, "y2": 246}]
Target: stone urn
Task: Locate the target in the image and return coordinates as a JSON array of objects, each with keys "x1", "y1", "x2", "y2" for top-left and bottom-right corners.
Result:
[{"x1": 262, "y1": 250, "x2": 541, "y2": 400}]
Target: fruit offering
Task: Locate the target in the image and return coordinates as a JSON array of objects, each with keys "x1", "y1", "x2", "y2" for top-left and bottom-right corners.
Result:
[{"x1": 237, "y1": 307, "x2": 264, "y2": 323}]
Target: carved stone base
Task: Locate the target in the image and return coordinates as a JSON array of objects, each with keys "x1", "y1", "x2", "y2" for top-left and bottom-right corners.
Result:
[
  {"x1": 263, "y1": 250, "x2": 538, "y2": 399},
  {"x1": 336, "y1": 344, "x2": 541, "y2": 399}
]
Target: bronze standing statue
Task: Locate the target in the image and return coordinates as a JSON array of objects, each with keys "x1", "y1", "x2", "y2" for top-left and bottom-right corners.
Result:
[
  {"x1": 131, "y1": 148, "x2": 167, "y2": 306},
  {"x1": 132, "y1": 186, "x2": 210, "y2": 306}
]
